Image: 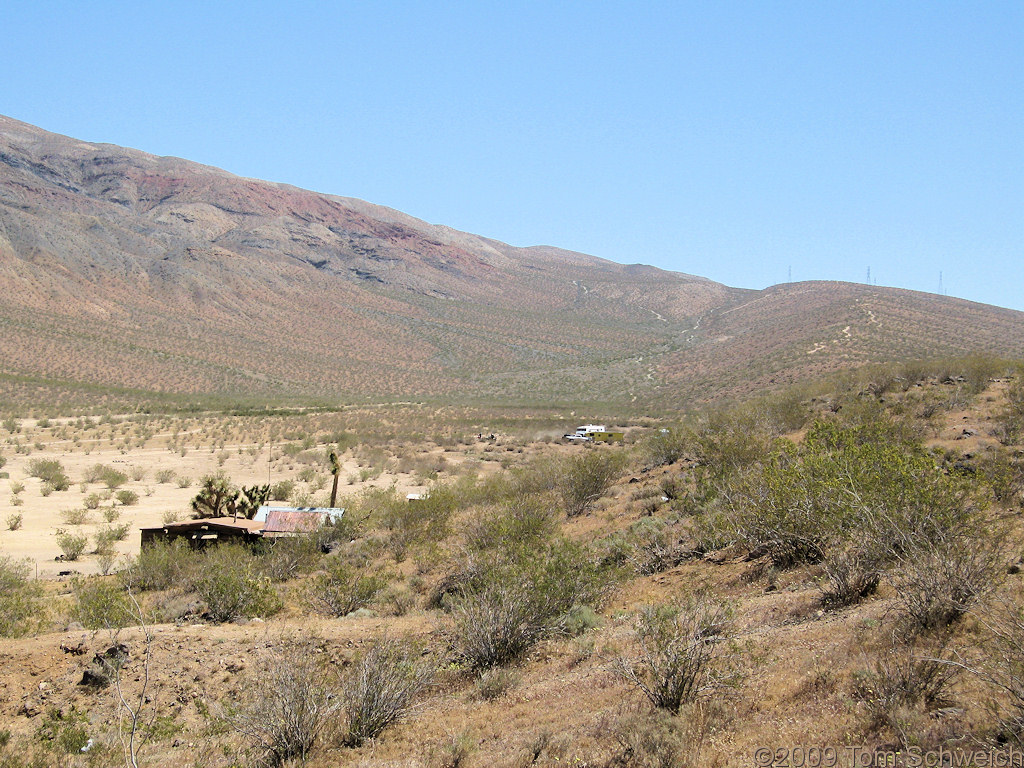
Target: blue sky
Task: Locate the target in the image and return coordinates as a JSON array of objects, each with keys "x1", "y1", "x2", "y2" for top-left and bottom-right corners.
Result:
[{"x1": 5, "y1": 1, "x2": 1022, "y2": 310}]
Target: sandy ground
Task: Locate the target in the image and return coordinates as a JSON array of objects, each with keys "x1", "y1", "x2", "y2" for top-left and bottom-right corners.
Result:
[{"x1": 0, "y1": 429, "x2": 427, "y2": 578}]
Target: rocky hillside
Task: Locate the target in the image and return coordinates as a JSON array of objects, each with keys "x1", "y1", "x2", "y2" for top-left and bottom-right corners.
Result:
[{"x1": 1, "y1": 114, "x2": 1021, "y2": 410}]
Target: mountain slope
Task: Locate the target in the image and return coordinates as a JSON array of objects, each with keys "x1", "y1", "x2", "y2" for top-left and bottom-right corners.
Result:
[{"x1": 1, "y1": 114, "x2": 1021, "y2": 410}]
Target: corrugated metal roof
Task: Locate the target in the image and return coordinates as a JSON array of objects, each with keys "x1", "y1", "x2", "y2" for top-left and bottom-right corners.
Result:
[
  {"x1": 263, "y1": 509, "x2": 329, "y2": 533},
  {"x1": 254, "y1": 506, "x2": 344, "y2": 523}
]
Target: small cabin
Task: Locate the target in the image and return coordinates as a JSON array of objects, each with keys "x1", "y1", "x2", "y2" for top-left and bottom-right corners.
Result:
[{"x1": 141, "y1": 506, "x2": 345, "y2": 549}]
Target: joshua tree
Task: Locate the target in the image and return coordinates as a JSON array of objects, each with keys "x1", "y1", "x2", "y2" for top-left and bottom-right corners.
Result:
[
  {"x1": 329, "y1": 450, "x2": 341, "y2": 509},
  {"x1": 233, "y1": 484, "x2": 271, "y2": 520},
  {"x1": 191, "y1": 474, "x2": 234, "y2": 518}
]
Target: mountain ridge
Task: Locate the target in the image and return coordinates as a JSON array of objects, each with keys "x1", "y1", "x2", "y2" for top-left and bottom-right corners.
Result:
[{"x1": 1, "y1": 114, "x2": 1021, "y2": 411}]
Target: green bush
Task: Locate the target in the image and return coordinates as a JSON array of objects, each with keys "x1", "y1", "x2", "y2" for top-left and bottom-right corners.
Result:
[
  {"x1": 71, "y1": 578, "x2": 134, "y2": 630},
  {"x1": 59, "y1": 507, "x2": 90, "y2": 526},
  {"x1": 125, "y1": 539, "x2": 198, "y2": 592},
  {"x1": 464, "y1": 495, "x2": 556, "y2": 553},
  {"x1": 709, "y1": 420, "x2": 980, "y2": 573},
  {"x1": 26, "y1": 458, "x2": 69, "y2": 491},
  {"x1": 270, "y1": 479, "x2": 295, "y2": 501},
  {"x1": 154, "y1": 469, "x2": 176, "y2": 484},
  {"x1": 445, "y1": 539, "x2": 613, "y2": 668},
  {"x1": 380, "y1": 484, "x2": 458, "y2": 561},
  {"x1": 115, "y1": 489, "x2": 139, "y2": 506},
  {"x1": 84, "y1": 463, "x2": 128, "y2": 489},
  {"x1": 194, "y1": 545, "x2": 282, "y2": 622},
  {"x1": 256, "y1": 534, "x2": 322, "y2": 582},
  {"x1": 613, "y1": 596, "x2": 735, "y2": 713},
  {"x1": 306, "y1": 560, "x2": 387, "y2": 616},
  {"x1": 0, "y1": 557, "x2": 44, "y2": 637},
  {"x1": 341, "y1": 637, "x2": 433, "y2": 747},
  {"x1": 55, "y1": 529, "x2": 88, "y2": 561},
  {"x1": 558, "y1": 449, "x2": 624, "y2": 518},
  {"x1": 640, "y1": 427, "x2": 688, "y2": 467}
]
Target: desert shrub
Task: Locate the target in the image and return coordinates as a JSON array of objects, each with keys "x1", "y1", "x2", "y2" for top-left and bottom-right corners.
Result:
[
  {"x1": 463, "y1": 495, "x2": 557, "y2": 553},
  {"x1": 711, "y1": 420, "x2": 980, "y2": 574},
  {"x1": 102, "y1": 506, "x2": 121, "y2": 523},
  {"x1": 175, "y1": 475, "x2": 192, "y2": 489},
  {"x1": 607, "y1": 518, "x2": 694, "y2": 576},
  {"x1": 34, "y1": 706, "x2": 90, "y2": 755},
  {"x1": 125, "y1": 539, "x2": 199, "y2": 592},
  {"x1": 194, "y1": 545, "x2": 282, "y2": 622},
  {"x1": 84, "y1": 464, "x2": 128, "y2": 489},
  {"x1": 687, "y1": 408, "x2": 777, "y2": 481},
  {"x1": 6, "y1": 513, "x2": 22, "y2": 531},
  {"x1": 558, "y1": 449, "x2": 624, "y2": 517},
  {"x1": 225, "y1": 644, "x2": 341, "y2": 767},
  {"x1": 974, "y1": 599, "x2": 1024, "y2": 745},
  {"x1": 93, "y1": 528, "x2": 119, "y2": 556},
  {"x1": 115, "y1": 489, "x2": 139, "y2": 506},
  {"x1": 891, "y1": 527, "x2": 1005, "y2": 633},
  {"x1": 605, "y1": 709, "x2": 696, "y2": 768},
  {"x1": 0, "y1": 557, "x2": 44, "y2": 637},
  {"x1": 9, "y1": 481, "x2": 24, "y2": 495},
  {"x1": 1000, "y1": 373, "x2": 1024, "y2": 443},
  {"x1": 8, "y1": 495, "x2": 23, "y2": 507},
  {"x1": 853, "y1": 636, "x2": 960, "y2": 742},
  {"x1": 976, "y1": 448, "x2": 1024, "y2": 506},
  {"x1": 306, "y1": 560, "x2": 387, "y2": 617},
  {"x1": 641, "y1": 428, "x2": 688, "y2": 467},
  {"x1": 380, "y1": 484, "x2": 458, "y2": 561},
  {"x1": 445, "y1": 540, "x2": 612, "y2": 668},
  {"x1": 59, "y1": 507, "x2": 90, "y2": 526},
  {"x1": 27, "y1": 458, "x2": 69, "y2": 490},
  {"x1": 83, "y1": 492, "x2": 101, "y2": 510},
  {"x1": 475, "y1": 667, "x2": 520, "y2": 701},
  {"x1": 154, "y1": 469, "x2": 176, "y2": 484},
  {"x1": 614, "y1": 596, "x2": 735, "y2": 713},
  {"x1": 270, "y1": 479, "x2": 295, "y2": 501},
  {"x1": 256, "y1": 534, "x2": 323, "y2": 582},
  {"x1": 70, "y1": 578, "x2": 133, "y2": 630},
  {"x1": 340, "y1": 637, "x2": 433, "y2": 747},
  {"x1": 55, "y1": 529, "x2": 88, "y2": 561},
  {"x1": 819, "y1": 544, "x2": 884, "y2": 609}
]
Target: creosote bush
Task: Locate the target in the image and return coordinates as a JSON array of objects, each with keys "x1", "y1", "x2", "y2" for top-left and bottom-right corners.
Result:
[
  {"x1": 341, "y1": 636, "x2": 433, "y2": 747},
  {"x1": 125, "y1": 539, "x2": 197, "y2": 592},
  {"x1": 559, "y1": 449, "x2": 624, "y2": 518},
  {"x1": 306, "y1": 559, "x2": 387, "y2": 617},
  {"x1": 0, "y1": 556, "x2": 44, "y2": 637},
  {"x1": 891, "y1": 526, "x2": 1005, "y2": 632},
  {"x1": 445, "y1": 539, "x2": 612, "y2": 669},
  {"x1": 71, "y1": 578, "x2": 133, "y2": 630},
  {"x1": 614, "y1": 595, "x2": 735, "y2": 713},
  {"x1": 194, "y1": 545, "x2": 282, "y2": 622},
  {"x1": 55, "y1": 529, "x2": 88, "y2": 561},
  {"x1": 852, "y1": 635, "x2": 960, "y2": 744},
  {"x1": 709, "y1": 420, "x2": 983, "y2": 590},
  {"x1": 225, "y1": 644, "x2": 341, "y2": 767},
  {"x1": 27, "y1": 458, "x2": 69, "y2": 491}
]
